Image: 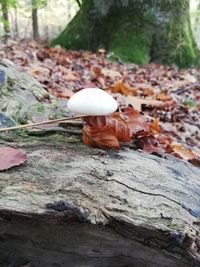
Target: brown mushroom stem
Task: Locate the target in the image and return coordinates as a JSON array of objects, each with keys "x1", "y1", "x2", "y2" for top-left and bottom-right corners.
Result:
[{"x1": 0, "y1": 115, "x2": 86, "y2": 132}]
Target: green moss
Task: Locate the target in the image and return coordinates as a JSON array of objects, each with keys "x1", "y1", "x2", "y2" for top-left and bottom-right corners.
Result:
[
  {"x1": 108, "y1": 9, "x2": 154, "y2": 65},
  {"x1": 32, "y1": 103, "x2": 46, "y2": 113},
  {"x1": 109, "y1": 24, "x2": 151, "y2": 65},
  {"x1": 51, "y1": 0, "x2": 199, "y2": 68},
  {"x1": 166, "y1": 18, "x2": 197, "y2": 68}
]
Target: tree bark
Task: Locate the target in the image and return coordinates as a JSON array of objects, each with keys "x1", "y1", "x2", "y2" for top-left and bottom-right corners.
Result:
[
  {"x1": 32, "y1": 0, "x2": 39, "y2": 40},
  {"x1": 14, "y1": 6, "x2": 18, "y2": 38},
  {"x1": 1, "y1": 1, "x2": 10, "y2": 35},
  {"x1": 52, "y1": 0, "x2": 199, "y2": 68},
  {"x1": 0, "y1": 133, "x2": 200, "y2": 267}
]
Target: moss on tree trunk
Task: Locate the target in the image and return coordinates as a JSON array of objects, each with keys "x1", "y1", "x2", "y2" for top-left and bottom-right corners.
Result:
[{"x1": 51, "y1": 0, "x2": 199, "y2": 68}]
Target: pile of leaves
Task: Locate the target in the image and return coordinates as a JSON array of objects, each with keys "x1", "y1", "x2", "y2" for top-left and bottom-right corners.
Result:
[
  {"x1": 82, "y1": 108, "x2": 200, "y2": 166},
  {"x1": 0, "y1": 40, "x2": 200, "y2": 167}
]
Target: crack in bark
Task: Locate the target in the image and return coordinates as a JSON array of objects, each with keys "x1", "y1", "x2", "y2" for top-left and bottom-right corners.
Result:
[
  {"x1": 89, "y1": 167, "x2": 199, "y2": 219},
  {"x1": 109, "y1": 178, "x2": 192, "y2": 215}
]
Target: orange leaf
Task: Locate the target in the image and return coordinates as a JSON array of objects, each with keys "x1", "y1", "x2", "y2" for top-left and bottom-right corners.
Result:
[
  {"x1": 83, "y1": 114, "x2": 131, "y2": 143},
  {"x1": 171, "y1": 145, "x2": 198, "y2": 161},
  {"x1": 150, "y1": 118, "x2": 161, "y2": 134},
  {"x1": 82, "y1": 125, "x2": 120, "y2": 149},
  {"x1": 156, "y1": 92, "x2": 171, "y2": 101},
  {"x1": 107, "y1": 113, "x2": 132, "y2": 142},
  {"x1": 83, "y1": 116, "x2": 107, "y2": 127},
  {"x1": 123, "y1": 107, "x2": 150, "y2": 137},
  {"x1": 110, "y1": 82, "x2": 136, "y2": 96},
  {"x1": 143, "y1": 87, "x2": 154, "y2": 96}
]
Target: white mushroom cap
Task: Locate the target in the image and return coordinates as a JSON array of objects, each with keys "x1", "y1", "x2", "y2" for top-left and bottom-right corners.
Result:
[{"x1": 67, "y1": 88, "x2": 118, "y2": 116}]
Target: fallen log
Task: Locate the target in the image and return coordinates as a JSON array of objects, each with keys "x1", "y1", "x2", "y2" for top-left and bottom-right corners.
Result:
[
  {"x1": 0, "y1": 61, "x2": 200, "y2": 267},
  {"x1": 0, "y1": 133, "x2": 200, "y2": 267}
]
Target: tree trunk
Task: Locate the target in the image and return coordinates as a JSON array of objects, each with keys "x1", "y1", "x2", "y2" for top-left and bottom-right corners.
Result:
[
  {"x1": 1, "y1": 1, "x2": 10, "y2": 35},
  {"x1": 14, "y1": 6, "x2": 18, "y2": 38},
  {"x1": 32, "y1": 0, "x2": 39, "y2": 40},
  {"x1": 52, "y1": 0, "x2": 199, "y2": 68}
]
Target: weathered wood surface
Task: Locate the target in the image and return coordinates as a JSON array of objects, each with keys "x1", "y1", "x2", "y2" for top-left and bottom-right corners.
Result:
[
  {"x1": 0, "y1": 62, "x2": 200, "y2": 267},
  {"x1": 0, "y1": 60, "x2": 69, "y2": 125},
  {"x1": 0, "y1": 133, "x2": 200, "y2": 267}
]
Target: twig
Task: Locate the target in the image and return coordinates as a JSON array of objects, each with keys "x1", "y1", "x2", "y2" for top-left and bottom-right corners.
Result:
[
  {"x1": 0, "y1": 115, "x2": 86, "y2": 132},
  {"x1": 172, "y1": 83, "x2": 200, "y2": 95},
  {"x1": 75, "y1": 0, "x2": 82, "y2": 7}
]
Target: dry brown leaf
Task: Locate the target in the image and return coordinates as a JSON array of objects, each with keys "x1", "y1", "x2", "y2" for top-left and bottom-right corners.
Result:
[
  {"x1": 125, "y1": 96, "x2": 164, "y2": 112},
  {"x1": 82, "y1": 125, "x2": 120, "y2": 149},
  {"x1": 101, "y1": 68, "x2": 122, "y2": 79},
  {"x1": 171, "y1": 144, "x2": 199, "y2": 161},
  {"x1": 150, "y1": 118, "x2": 161, "y2": 134},
  {"x1": 0, "y1": 147, "x2": 27, "y2": 171},
  {"x1": 110, "y1": 82, "x2": 136, "y2": 96}
]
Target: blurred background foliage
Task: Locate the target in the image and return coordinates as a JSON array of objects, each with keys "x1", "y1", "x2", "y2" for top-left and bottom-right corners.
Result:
[
  {"x1": 0, "y1": 0, "x2": 79, "y2": 41},
  {"x1": 0, "y1": 0, "x2": 200, "y2": 47}
]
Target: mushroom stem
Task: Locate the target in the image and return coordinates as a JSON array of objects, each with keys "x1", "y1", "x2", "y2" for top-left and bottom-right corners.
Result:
[{"x1": 0, "y1": 115, "x2": 86, "y2": 132}]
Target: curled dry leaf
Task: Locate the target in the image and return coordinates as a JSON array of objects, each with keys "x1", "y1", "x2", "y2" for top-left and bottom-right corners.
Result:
[
  {"x1": 82, "y1": 107, "x2": 150, "y2": 149},
  {"x1": 0, "y1": 147, "x2": 27, "y2": 171},
  {"x1": 83, "y1": 125, "x2": 120, "y2": 149},
  {"x1": 122, "y1": 107, "x2": 150, "y2": 137},
  {"x1": 83, "y1": 112, "x2": 132, "y2": 149}
]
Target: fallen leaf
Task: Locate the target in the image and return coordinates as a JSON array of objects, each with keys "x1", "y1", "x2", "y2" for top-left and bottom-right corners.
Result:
[
  {"x1": 84, "y1": 114, "x2": 131, "y2": 143},
  {"x1": 125, "y1": 95, "x2": 165, "y2": 112},
  {"x1": 188, "y1": 158, "x2": 200, "y2": 167},
  {"x1": 136, "y1": 135, "x2": 163, "y2": 154},
  {"x1": 0, "y1": 147, "x2": 27, "y2": 171},
  {"x1": 107, "y1": 113, "x2": 132, "y2": 142},
  {"x1": 62, "y1": 72, "x2": 78, "y2": 81},
  {"x1": 110, "y1": 82, "x2": 136, "y2": 96},
  {"x1": 122, "y1": 107, "x2": 150, "y2": 137},
  {"x1": 101, "y1": 68, "x2": 122, "y2": 79},
  {"x1": 51, "y1": 88, "x2": 74, "y2": 99},
  {"x1": 82, "y1": 125, "x2": 120, "y2": 149},
  {"x1": 156, "y1": 92, "x2": 171, "y2": 101},
  {"x1": 150, "y1": 118, "x2": 161, "y2": 134},
  {"x1": 171, "y1": 144, "x2": 198, "y2": 161}
]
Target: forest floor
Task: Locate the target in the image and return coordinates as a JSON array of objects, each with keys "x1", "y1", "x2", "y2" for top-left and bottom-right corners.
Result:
[{"x1": 0, "y1": 39, "x2": 200, "y2": 167}]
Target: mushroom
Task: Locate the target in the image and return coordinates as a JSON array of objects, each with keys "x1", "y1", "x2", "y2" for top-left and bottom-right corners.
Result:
[{"x1": 67, "y1": 88, "x2": 118, "y2": 116}]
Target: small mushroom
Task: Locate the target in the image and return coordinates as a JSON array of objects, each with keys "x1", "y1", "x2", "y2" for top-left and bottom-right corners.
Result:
[{"x1": 67, "y1": 88, "x2": 118, "y2": 116}]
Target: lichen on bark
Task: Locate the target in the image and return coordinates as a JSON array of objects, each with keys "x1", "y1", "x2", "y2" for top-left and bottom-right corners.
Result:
[{"x1": 52, "y1": 0, "x2": 199, "y2": 68}]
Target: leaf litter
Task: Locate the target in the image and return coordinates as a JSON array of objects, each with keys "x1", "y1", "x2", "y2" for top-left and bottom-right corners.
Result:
[{"x1": 0, "y1": 40, "x2": 200, "y2": 167}]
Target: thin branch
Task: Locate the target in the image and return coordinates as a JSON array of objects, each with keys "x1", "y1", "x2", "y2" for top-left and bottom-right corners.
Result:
[
  {"x1": 0, "y1": 115, "x2": 86, "y2": 132},
  {"x1": 75, "y1": 0, "x2": 82, "y2": 8}
]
